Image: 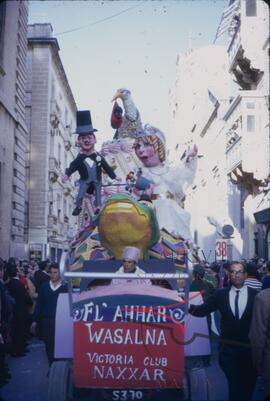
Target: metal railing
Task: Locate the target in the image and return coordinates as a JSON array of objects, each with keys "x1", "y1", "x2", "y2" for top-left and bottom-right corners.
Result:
[
  {"x1": 59, "y1": 251, "x2": 190, "y2": 317},
  {"x1": 64, "y1": 271, "x2": 189, "y2": 280}
]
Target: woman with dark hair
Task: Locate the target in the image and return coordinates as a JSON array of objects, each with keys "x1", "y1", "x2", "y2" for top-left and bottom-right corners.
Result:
[
  {"x1": 0, "y1": 259, "x2": 13, "y2": 385},
  {"x1": 5, "y1": 264, "x2": 32, "y2": 356}
]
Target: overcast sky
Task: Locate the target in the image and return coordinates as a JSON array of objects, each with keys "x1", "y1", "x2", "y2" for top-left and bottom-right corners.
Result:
[{"x1": 29, "y1": 0, "x2": 228, "y2": 146}]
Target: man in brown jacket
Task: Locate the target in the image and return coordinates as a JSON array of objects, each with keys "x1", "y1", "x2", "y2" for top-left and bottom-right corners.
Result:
[{"x1": 249, "y1": 288, "x2": 270, "y2": 400}]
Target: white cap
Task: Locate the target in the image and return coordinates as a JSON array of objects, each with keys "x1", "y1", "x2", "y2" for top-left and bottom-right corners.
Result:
[{"x1": 122, "y1": 246, "x2": 140, "y2": 263}]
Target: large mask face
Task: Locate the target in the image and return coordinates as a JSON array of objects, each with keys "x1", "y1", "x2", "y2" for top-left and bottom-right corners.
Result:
[
  {"x1": 134, "y1": 139, "x2": 161, "y2": 167},
  {"x1": 78, "y1": 134, "x2": 96, "y2": 153}
]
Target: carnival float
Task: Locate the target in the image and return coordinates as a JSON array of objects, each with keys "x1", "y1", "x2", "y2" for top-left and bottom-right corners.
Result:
[
  {"x1": 49, "y1": 89, "x2": 210, "y2": 401},
  {"x1": 66, "y1": 88, "x2": 198, "y2": 273}
]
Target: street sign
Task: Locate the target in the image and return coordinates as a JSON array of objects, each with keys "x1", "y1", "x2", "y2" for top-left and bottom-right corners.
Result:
[
  {"x1": 222, "y1": 224, "x2": 234, "y2": 238},
  {"x1": 215, "y1": 239, "x2": 228, "y2": 260}
]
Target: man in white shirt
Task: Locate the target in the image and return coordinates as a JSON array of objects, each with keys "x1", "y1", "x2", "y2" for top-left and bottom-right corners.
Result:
[
  {"x1": 111, "y1": 246, "x2": 151, "y2": 286},
  {"x1": 189, "y1": 261, "x2": 257, "y2": 401}
]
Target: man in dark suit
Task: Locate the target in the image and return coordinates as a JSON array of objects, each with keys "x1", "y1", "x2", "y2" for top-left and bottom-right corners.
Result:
[
  {"x1": 249, "y1": 288, "x2": 270, "y2": 400},
  {"x1": 34, "y1": 260, "x2": 50, "y2": 294},
  {"x1": 189, "y1": 261, "x2": 257, "y2": 401},
  {"x1": 31, "y1": 263, "x2": 67, "y2": 366}
]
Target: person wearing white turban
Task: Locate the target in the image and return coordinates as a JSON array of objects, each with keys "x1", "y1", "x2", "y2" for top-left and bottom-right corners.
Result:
[{"x1": 111, "y1": 246, "x2": 151, "y2": 286}]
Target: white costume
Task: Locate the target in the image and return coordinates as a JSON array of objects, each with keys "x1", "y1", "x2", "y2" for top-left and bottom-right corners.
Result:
[
  {"x1": 141, "y1": 158, "x2": 197, "y2": 240},
  {"x1": 111, "y1": 265, "x2": 152, "y2": 286}
]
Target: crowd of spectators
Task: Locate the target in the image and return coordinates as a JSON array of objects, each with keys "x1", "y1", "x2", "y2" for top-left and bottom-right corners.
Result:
[
  {"x1": 0, "y1": 254, "x2": 269, "y2": 398},
  {"x1": 192, "y1": 257, "x2": 270, "y2": 291},
  {"x1": 189, "y1": 256, "x2": 270, "y2": 400},
  {"x1": 0, "y1": 257, "x2": 64, "y2": 386}
]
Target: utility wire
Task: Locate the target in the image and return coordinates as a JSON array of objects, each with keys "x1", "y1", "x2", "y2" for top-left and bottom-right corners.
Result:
[{"x1": 55, "y1": 3, "x2": 142, "y2": 36}]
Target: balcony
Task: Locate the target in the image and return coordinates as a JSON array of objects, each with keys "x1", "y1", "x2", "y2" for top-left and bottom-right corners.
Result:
[
  {"x1": 226, "y1": 116, "x2": 242, "y2": 152},
  {"x1": 228, "y1": 25, "x2": 264, "y2": 89},
  {"x1": 224, "y1": 99, "x2": 243, "y2": 172},
  {"x1": 225, "y1": 91, "x2": 268, "y2": 187},
  {"x1": 228, "y1": 24, "x2": 241, "y2": 70},
  {"x1": 65, "y1": 124, "x2": 73, "y2": 137},
  {"x1": 62, "y1": 222, "x2": 69, "y2": 236},
  {"x1": 48, "y1": 215, "x2": 57, "y2": 229},
  {"x1": 49, "y1": 157, "x2": 61, "y2": 182},
  {"x1": 64, "y1": 139, "x2": 72, "y2": 151},
  {"x1": 229, "y1": 164, "x2": 262, "y2": 195},
  {"x1": 50, "y1": 100, "x2": 61, "y2": 128},
  {"x1": 48, "y1": 230, "x2": 58, "y2": 241},
  {"x1": 63, "y1": 186, "x2": 71, "y2": 196},
  {"x1": 226, "y1": 136, "x2": 242, "y2": 173}
]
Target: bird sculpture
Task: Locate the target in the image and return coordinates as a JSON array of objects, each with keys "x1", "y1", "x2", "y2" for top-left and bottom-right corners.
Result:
[
  {"x1": 111, "y1": 101, "x2": 123, "y2": 130},
  {"x1": 111, "y1": 88, "x2": 142, "y2": 139}
]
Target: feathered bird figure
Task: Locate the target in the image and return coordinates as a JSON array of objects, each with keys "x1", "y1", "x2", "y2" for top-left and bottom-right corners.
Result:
[
  {"x1": 111, "y1": 101, "x2": 123, "y2": 130},
  {"x1": 111, "y1": 88, "x2": 142, "y2": 139}
]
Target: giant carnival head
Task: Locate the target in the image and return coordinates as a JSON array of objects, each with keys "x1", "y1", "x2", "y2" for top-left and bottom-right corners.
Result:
[
  {"x1": 75, "y1": 110, "x2": 98, "y2": 153},
  {"x1": 133, "y1": 124, "x2": 166, "y2": 167}
]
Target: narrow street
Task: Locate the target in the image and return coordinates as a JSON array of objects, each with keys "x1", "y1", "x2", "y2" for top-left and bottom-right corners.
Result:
[{"x1": 0, "y1": 338, "x2": 48, "y2": 401}]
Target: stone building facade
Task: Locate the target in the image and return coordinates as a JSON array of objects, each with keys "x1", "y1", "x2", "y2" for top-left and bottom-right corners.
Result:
[
  {"x1": 26, "y1": 23, "x2": 77, "y2": 262},
  {"x1": 0, "y1": 0, "x2": 29, "y2": 260},
  {"x1": 222, "y1": 0, "x2": 269, "y2": 259},
  {"x1": 170, "y1": 45, "x2": 239, "y2": 261},
  {"x1": 170, "y1": 0, "x2": 270, "y2": 261}
]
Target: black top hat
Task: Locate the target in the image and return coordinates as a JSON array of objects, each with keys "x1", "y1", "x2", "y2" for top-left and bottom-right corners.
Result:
[{"x1": 75, "y1": 110, "x2": 98, "y2": 135}]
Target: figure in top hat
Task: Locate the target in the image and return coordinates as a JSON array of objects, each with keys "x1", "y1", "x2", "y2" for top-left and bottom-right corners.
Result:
[{"x1": 62, "y1": 110, "x2": 119, "y2": 216}]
